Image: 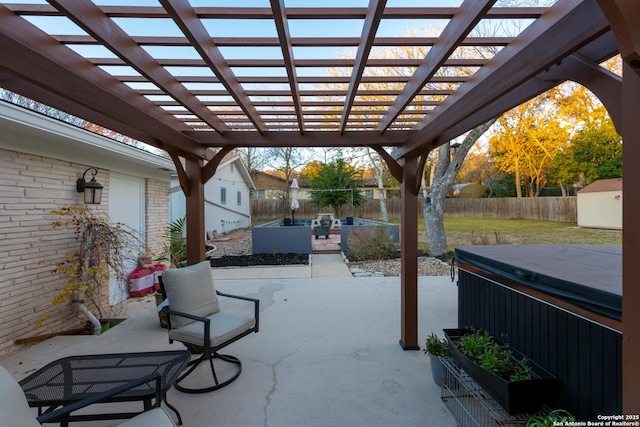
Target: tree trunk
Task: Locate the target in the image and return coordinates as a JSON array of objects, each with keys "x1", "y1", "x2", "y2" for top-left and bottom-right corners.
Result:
[
  {"x1": 423, "y1": 186, "x2": 448, "y2": 256},
  {"x1": 423, "y1": 119, "x2": 498, "y2": 256},
  {"x1": 366, "y1": 148, "x2": 388, "y2": 222}
]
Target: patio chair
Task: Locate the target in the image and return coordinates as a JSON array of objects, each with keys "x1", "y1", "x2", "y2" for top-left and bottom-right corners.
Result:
[
  {"x1": 159, "y1": 260, "x2": 259, "y2": 394},
  {"x1": 0, "y1": 365, "x2": 176, "y2": 426}
]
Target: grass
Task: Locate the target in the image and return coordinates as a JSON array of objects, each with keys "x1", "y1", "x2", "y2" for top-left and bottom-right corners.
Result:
[
  {"x1": 254, "y1": 216, "x2": 622, "y2": 252},
  {"x1": 389, "y1": 217, "x2": 622, "y2": 252}
]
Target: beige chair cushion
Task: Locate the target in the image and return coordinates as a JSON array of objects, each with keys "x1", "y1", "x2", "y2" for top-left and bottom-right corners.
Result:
[
  {"x1": 0, "y1": 365, "x2": 40, "y2": 427},
  {"x1": 168, "y1": 312, "x2": 256, "y2": 348},
  {"x1": 162, "y1": 261, "x2": 220, "y2": 329}
]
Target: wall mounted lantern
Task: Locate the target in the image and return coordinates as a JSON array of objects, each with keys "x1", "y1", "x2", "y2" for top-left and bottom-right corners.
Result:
[{"x1": 76, "y1": 168, "x2": 103, "y2": 204}]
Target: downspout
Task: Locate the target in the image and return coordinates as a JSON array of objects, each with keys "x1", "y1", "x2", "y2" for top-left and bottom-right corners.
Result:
[
  {"x1": 78, "y1": 297, "x2": 101, "y2": 336},
  {"x1": 78, "y1": 224, "x2": 101, "y2": 335}
]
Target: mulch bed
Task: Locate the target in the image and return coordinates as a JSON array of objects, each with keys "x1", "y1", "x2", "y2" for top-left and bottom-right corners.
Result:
[{"x1": 207, "y1": 253, "x2": 309, "y2": 267}]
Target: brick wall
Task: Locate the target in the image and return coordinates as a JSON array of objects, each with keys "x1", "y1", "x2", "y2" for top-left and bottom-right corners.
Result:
[
  {"x1": 0, "y1": 147, "x2": 171, "y2": 358},
  {"x1": 145, "y1": 178, "x2": 169, "y2": 257},
  {"x1": 0, "y1": 148, "x2": 110, "y2": 357}
]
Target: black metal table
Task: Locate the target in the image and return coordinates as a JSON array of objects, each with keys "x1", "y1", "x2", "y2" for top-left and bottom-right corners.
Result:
[{"x1": 19, "y1": 350, "x2": 190, "y2": 426}]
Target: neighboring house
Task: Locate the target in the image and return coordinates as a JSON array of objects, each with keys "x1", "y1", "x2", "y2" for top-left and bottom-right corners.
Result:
[
  {"x1": 170, "y1": 155, "x2": 255, "y2": 236},
  {"x1": 577, "y1": 178, "x2": 622, "y2": 230},
  {"x1": 294, "y1": 178, "x2": 400, "y2": 201},
  {"x1": 251, "y1": 171, "x2": 288, "y2": 200},
  {"x1": 0, "y1": 101, "x2": 174, "y2": 357}
]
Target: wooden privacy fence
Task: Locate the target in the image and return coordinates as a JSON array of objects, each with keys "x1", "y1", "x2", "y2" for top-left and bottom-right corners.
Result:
[{"x1": 251, "y1": 196, "x2": 577, "y2": 223}]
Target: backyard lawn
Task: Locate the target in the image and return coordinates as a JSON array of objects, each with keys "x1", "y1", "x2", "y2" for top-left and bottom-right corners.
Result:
[{"x1": 392, "y1": 218, "x2": 623, "y2": 252}]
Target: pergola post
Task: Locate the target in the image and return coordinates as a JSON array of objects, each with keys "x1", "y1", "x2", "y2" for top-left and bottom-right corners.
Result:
[
  {"x1": 185, "y1": 156, "x2": 206, "y2": 266},
  {"x1": 595, "y1": 0, "x2": 640, "y2": 414},
  {"x1": 399, "y1": 153, "x2": 421, "y2": 350},
  {"x1": 622, "y1": 60, "x2": 640, "y2": 415}
]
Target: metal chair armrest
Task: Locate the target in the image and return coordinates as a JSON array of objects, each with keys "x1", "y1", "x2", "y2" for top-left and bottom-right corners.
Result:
[
  {"x1": 215, "y1": 291, "x2": 260, "y2": 333},
  {"x1": 162, "y1": 307, "x2": 210, "y2": 325},
  {"x1": 36, "y1": 372, "x2": 162, "y2": 424}
]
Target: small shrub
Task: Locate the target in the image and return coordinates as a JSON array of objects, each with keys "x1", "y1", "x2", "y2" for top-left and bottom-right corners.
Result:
[{"x1": 347, "y1": 225, "x2": 398, "y2": 261}]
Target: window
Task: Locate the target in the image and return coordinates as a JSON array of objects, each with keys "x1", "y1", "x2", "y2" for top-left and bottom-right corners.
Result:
[
  {"x1": 237, "y1": 191, "x2": 242, "y2": 206},
  {"x1": 220, "y1": 187, "x2": 227, "y2": 204}
]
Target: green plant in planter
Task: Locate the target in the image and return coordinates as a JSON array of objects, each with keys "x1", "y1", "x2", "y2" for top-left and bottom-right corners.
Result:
[
  {"x1": 526, "y1": 409, "x2": 576, "y2": 427},
  {"x1": 457, "y1": 328, "x2": 531, "y2": 381},
  {"x1": 159, "y1": 217, "x2": 187, "y2": 267},
  {"x1": 423, "y1": 333, "x2": 451, "y2": 357}
]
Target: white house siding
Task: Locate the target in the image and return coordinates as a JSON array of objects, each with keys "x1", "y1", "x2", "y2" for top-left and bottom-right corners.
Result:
[
  {"x1": 0, "y1": 148, "x2": 111, "y2": 357},
  {"x1": 171, "y1": 157, "x2": 254, "y2": 236}
]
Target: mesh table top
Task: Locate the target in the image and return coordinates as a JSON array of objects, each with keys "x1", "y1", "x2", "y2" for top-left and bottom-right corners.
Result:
[{"x1": 19, "y1": 350, "x2": 190, "y2": 406}]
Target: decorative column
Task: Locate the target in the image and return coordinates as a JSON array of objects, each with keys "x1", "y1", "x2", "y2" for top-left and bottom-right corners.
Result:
[
  {"x1": 185, "y1": 155, "x2": 206, "y2": 266},
  {"x1": 399, "y1": 153, "x2": 420, "y2": 350}
]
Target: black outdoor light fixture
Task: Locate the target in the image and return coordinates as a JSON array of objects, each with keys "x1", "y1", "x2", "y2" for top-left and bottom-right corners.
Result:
[{"x1": 76, "y1": 167, "x2": 103, "y2": 204}]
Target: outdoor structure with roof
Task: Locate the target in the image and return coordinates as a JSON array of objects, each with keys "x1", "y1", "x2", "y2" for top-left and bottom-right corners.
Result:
[
  {"x1": 577, "y1": 178, "x2": 623, "y2": 229},
  {"x1": 0, "y1": 0, "x2": 638, "y2": 414}
]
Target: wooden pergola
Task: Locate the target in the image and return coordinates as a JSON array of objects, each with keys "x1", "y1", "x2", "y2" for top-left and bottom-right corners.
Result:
[{"x1": 0, "y1": 0, "x2": 638, "y2": 413}]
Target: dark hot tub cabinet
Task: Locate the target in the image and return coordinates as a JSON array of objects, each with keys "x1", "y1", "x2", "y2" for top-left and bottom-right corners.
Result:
[{"x1": 454, "y1": 244, "x2": 621, "y2": 420}]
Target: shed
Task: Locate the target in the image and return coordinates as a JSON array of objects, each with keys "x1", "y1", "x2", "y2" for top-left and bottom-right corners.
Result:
[{"x1": 577, "y1": 178, "x2": 622, "y2": 230}]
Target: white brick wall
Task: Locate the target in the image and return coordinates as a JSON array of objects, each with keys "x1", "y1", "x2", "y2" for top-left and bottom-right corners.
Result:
[
  {"x1": 146, "y1": 178, "x2": 170, "y2": 257},
  {"x1": 0, "y1": 149, "x2": 113, "y2": 356},
  {"x1": 0, "y1": 148, "x2": 170, "y2": 358}
]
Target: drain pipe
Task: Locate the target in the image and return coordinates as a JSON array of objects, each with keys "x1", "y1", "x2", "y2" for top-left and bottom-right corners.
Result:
[
  {"x1": 77, "y1": 224, "x2": 102, "y2": 335},
  {"x1": 78, "y1": 298, "x2": 101, "y2": 335}
]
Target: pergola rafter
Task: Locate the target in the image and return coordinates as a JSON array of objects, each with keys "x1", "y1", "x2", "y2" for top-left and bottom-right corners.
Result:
[
  {"x1": 49, "y1": 0, "x2": 231, "y2": 135},
  {"x1": 377, "y1": 0, "x2": 495, "y2": 132},
  {"x1": 160, "y1": 0, "x2": 266, "y2": 134}
]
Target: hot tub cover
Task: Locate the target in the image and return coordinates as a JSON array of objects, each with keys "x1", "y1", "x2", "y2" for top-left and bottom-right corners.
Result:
[{"x1": 454, "y1": 244, "x2": 621, "y2": 321}]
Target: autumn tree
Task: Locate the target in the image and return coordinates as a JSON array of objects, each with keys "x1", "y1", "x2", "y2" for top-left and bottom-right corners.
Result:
[
  {"x1": 489, "y1": 92, "x2": 570, "y2": 197},
  {"x1": 299, "y1": 160, "x2": 324, "y2": 180},
  {"x1": 309, "y1": 158, "x2": 367, "y2": 218}
]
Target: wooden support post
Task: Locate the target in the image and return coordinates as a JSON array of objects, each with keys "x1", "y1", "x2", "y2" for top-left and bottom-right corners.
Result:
[
  {"x1": 399, "y1": 153, "x2": 420, "y2": 350},
  {"x1": 622, "y1": 60, "x2": 640, "y2": 415},
  {"x1": 185, "y1": 156, "x2": 206, "y2": 266}
]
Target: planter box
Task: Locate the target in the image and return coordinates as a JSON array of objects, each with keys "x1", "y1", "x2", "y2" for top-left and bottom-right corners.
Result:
[{"x1": 443, "y1": 328, "x2": 557, "y2": 415}]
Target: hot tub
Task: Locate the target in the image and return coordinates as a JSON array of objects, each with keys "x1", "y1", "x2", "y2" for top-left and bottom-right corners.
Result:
[{"x1": 454, "y1": 244, "x2": 621, "y2": 420}]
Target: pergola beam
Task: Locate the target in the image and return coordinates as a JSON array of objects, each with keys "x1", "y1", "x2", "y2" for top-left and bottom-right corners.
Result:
[
  {"x1": 6, "y1": 4, "x2": 546, "y2": 20},
  {"x1": 188, "y1": 130, "x2": 415, "y2": 148},
  {"x1": 54, "y1": 35, "x2": 514, "y2": 48},
  {"x1": 393, "y1": 0, "x2": 610, "y2": 159},
  {"x1": 0, "y1": 4, "x2": 213, "y2": 160}
]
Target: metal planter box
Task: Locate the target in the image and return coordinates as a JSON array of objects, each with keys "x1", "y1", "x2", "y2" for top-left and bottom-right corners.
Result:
[{"x1": 444, "y1": 328, "x2": 557, "y2": 415}]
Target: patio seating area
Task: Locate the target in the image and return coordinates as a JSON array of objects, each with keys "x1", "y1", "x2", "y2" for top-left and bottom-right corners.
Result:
[{"x1": 1, "y1": 272, "x2": 458, "y2": 427}]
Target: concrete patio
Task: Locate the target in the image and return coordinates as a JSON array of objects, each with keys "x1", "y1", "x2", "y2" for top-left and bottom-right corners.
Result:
[{"x1": 1, "y1": 269, "x2": 458, "y2": 426}]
